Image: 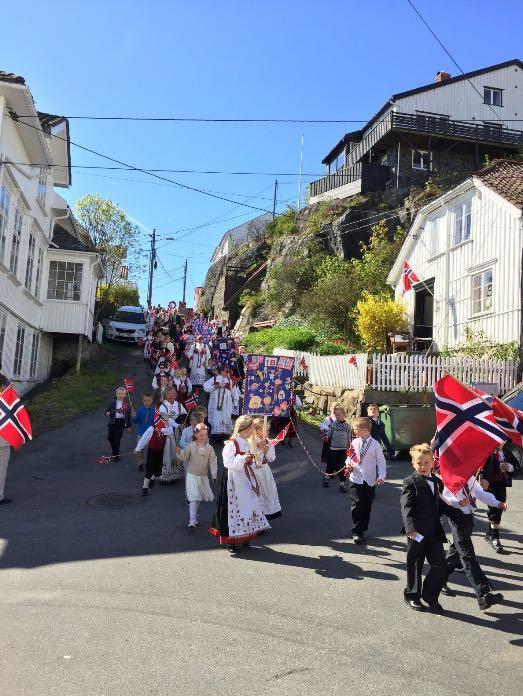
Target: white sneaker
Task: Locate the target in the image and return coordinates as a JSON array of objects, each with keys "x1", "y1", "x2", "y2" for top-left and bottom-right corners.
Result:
[{"x1": 188, "y1": 519, "x2": 197, "y2": 529}]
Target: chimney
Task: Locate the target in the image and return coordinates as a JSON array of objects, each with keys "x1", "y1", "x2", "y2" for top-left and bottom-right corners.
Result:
[{"x1": 435, "y1": 71, "x2": 451, "y2": 83}]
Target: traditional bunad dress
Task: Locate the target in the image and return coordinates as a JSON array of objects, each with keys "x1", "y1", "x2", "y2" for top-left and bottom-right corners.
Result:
[
  {"x1": 187, "y1": 342, "x2": 210, "y2": 386},
  {"x1": 251, "y1": 438, "x2": 281, "y2": 519},
  {"x1": 174, "y1": 376, "x2": 193, "y2": 405},
  {"x1": 210, "y1": 436, "x2": 270, "y2": 544},
  {"x1": 158, "y1": 399, "x2": 187, "y2": 482},
  {"x1": 203, "y1": 374, "x2": 235, "y2": 436}
]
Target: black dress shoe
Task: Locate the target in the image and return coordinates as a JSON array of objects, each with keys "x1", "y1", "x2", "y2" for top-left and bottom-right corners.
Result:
[
  {"x1": 478, "y1": 592, "x2": 504, "y2": 611},
  {"x1": 0, "y1": 497, "x2": 12, "y2": 505},
  {"x1": 227, "y1": 544, "x2": 241, "y2": 553},
  {"x1": 440, "y1": 585, "x2": 457, "y2": 597},
  {"x1": 404, "y1": 597, "x2": 424, "y2": 611},
  {"x1": 353, "y1": 535, "x2": 364, "y2": 545},
  {"x1": 149, "y1": 479, "x2": 155, "y2": 489},
  {"x1": 424, "y1": 602, "x2": 445, "y2": 615},
  {"x1": 141, "y1": 488, "x2": 149, "y2": 497},
  {"x1": 322, "y1": 478, "x2": 329, "y2": 488}
]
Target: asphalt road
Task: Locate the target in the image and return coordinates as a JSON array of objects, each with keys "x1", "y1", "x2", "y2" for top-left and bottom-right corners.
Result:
[{"x1": 0, "y1": 346, "x2": 521, "y2": 696}]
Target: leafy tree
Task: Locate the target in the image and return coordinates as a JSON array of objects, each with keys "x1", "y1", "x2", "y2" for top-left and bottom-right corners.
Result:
[
  {"x1": 350, "y1": 220, "x2": 406, "y2": 297},
  {"x1": 75, "y1": 194, "x2": 144, "y2": 321},
  {"x1": 300, "y1": 271, "x2": 359, "y2": 339},
  {"x1": 95, "y1": 284, "x2": 140, "y2": 323},
  {"x1": 354, "y1": 292, "x2": 408, "y2": 352}
]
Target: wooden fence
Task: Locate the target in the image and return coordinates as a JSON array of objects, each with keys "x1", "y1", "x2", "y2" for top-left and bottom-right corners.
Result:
[{"x1": 272, "y1": 348, "x2": 518, "y2": 394}]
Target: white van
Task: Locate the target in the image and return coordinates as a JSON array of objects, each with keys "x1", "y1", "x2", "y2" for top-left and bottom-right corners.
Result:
[{"x1": 106, "y1": 306, "x2": 147, "y2": 343}]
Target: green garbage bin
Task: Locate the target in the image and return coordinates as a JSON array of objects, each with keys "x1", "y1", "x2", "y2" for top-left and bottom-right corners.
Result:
[{"x1": 379, "y1": 405, "x2": 436, "y2": 452}]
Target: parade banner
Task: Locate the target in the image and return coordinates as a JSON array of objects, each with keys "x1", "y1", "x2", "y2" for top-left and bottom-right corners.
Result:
[
  {"x1": 212, "y1": 338, "x2": 236, "y2": 369},
  {"x1": 243, "y1": 354, "x2": 295, "y2": 417}
]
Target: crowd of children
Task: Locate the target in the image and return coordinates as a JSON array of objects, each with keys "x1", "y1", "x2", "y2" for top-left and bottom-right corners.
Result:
[{"x1": 99, "y1": 302, "x2": 518, "y2": 617}]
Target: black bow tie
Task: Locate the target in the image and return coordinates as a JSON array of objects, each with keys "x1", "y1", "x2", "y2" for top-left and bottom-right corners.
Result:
[{"x1": 425, "y1": 476, "x2": 434, "y2": 482}]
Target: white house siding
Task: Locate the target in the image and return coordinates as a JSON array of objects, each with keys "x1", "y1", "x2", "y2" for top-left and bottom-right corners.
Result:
[
  {"x1": 396, "y1": 64, "x2": 523, "y2": 124},
  {"x1": 394, "y1": 183, "x2": 522, "y2": 350}
]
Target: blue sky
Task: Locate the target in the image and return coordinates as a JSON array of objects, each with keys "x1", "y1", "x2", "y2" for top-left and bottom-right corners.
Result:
[{"x1": 2, "y1": 0, "x2": 522, "y2": 306}]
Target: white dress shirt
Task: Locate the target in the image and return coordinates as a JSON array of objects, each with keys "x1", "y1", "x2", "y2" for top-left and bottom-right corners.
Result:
[
  {"x1": 440, "y1": 475, "x2": 502, "y2": 515},
  {"x1": 346, "y1": 437, "x2": 386, "y2": 486}
]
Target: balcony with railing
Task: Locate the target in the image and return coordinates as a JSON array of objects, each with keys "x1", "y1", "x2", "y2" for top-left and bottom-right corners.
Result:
[{"x1": 309, "y1": 161, "x2": 390, "y2": 201}]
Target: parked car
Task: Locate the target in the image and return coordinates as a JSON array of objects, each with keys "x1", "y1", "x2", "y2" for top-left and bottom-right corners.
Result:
[{"x1": 105, "y1": 306, "x2": 146, "y2": 343}]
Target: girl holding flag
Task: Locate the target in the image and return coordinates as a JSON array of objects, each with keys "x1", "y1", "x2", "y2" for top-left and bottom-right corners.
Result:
[{"x1": 250, "y1": 417, "x2": 282, "y2": 520}]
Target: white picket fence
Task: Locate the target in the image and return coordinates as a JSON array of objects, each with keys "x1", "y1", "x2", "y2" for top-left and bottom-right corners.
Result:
[
  {"x1": 273, "y1": 349, "x2": 367, "y2": 389},
  {"x1": 370, "y1": 354, "x2": 518, "y2": 393},
  {"x1": 273, "y1": 348, "x2": 518, "y2": 394}
]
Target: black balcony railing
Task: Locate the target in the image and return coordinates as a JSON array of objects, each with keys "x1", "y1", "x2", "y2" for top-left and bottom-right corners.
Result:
[
  {"x1": 391, "y1": 112, "x2": 523, "y2": 147},
  {"x1": 309, "y1": 162, "x2": 362, "y2": 198}
]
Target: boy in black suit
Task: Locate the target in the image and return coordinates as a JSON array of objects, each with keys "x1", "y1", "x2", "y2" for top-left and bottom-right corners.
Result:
[
  {"x1": 400, "y1": 443, "x2": 447, "y2": 614},
  {"x1": 365, "y1": 403, "x2": 395, "y2": 458},
  {"x1": 105, "y1": 386, "x2": 133, "y2": 460}
]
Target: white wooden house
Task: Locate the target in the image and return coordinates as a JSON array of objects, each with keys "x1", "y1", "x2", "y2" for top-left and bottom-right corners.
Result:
[
  {"x1": 310, "y1": 59, "x2": 523, "y2": 203},
  {"x1": 387, "y1": 159, "x2": 523, "y2": 353},
  {"x1": 0, "y1": 71, "x2": 102, "y2": 393},
  {"x1": 210, "y1": 213, "x2": 273, "y2": 264}
]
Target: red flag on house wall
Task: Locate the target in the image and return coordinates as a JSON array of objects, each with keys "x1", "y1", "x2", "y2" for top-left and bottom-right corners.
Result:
[{"x1": 402, "y1": 260, "x2": 419, "y2": 294}]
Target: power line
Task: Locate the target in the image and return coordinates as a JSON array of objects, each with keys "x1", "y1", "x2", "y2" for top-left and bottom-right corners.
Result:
[
  {"x1": 16, "y1": 115, "x2": 368, "y2": 123},
  {"x1": 8, "y1": 115, "x2": 273, "y2": 214}
]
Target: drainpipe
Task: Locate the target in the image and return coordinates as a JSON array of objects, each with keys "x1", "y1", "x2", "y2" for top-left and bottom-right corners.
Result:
[{"x1": 49, "y1": 209, "x2": 71, "y2": 246}]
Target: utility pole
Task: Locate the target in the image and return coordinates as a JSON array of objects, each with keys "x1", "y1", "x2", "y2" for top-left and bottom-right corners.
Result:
[
  {"x1": 272, "y1": 179, "x2": 278, "y2": 219},
  {"x1": 182, "y1": 258, "x2": 188, "y2": 305},
  {"x1": 147, "y1": 228, "x2": 156, "y2": 307}
]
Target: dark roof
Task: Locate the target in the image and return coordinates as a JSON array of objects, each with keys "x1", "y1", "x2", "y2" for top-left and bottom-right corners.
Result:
[
  {"x1": 0, "y1": 70, "x2": 25, "y2": 85},
  {"x1": 37, "y1": 112, "x2": 67, "y2": 132},
  {"x1": 52, "y1": 224, "x2": 95, "y2": 252},
  {"x1": 322, "y1": 58, "x2": 523, "y2": 162},
  {"x1": 474, "y1": 159, "x2": 523, "y2": 209},
  {"x1": 322, "y1": 130, "x2": 363, "y2": 164}
]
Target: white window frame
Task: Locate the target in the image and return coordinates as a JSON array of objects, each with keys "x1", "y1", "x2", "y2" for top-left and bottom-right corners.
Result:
[
  {"x1": 47, "y1": 260, "x2": 83, "y2": 302},
  {"x1": 454, "y1": 201, "x2": 472, "y2": 245},
  {"x1": 427, "y1": 218, "x2": 438, "y2": 257},
  {"x1": 0, "y1": 310, "x2": 6, "y2": 371},
  {"x1": 13, "y1": 324, "x2": 25, "y2": 377},
  {"x1": 34, "y1": 246, "x2": 44, "y2": 299},
  {"x1": 484, "y1": 87, "x2": 502, "y2": 107},
  {"x1": 25, "y1": 230, "x2": 36, "y2": 291},
  {"x1": 37, "y1": 168, "x2": 47, "y2": 208},
  {"x1": 9, "y1": 207, "x2": 23, "y2": 276},
  {"x1": 29, "y1": 331, "x2": 39, "y2": 378},
  {"x1": 411, "y1": 149, "x2": 432, "y2": 171},
  {"x1": 0, "y1": 184, "x2": 10, "y2": 263},
  {"x1": 471, "y1": 268, "x2": 493, "y2": 315}
]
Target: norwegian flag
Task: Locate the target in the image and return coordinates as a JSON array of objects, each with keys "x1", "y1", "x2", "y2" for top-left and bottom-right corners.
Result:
[
  {"x1": 402, "y1": 260, "x2": 419, "y2": 294},
  {"x1": 184, "y1": 389, "x2": 199, "y2": 412},
  {"x1": 345, "y1": 443, "x2": 359, "y2": 463},
  {"x1": 0, "y1": 385, "x2": 32, "y2": 450},
  {"x1": 123, "y1": 378, "x2": 135, "y2": 393},
  {"x1": 434, "y1": 375, "x2": 507, "y2": 493},
  {"x1": 348, "y1": 355, "x2": 357, "y2": 366},
  {"x1": 153, "y1": 410, "x2": 164, "y2": 429},
  {"x1": 473, "y1": 390, "x2": 523, "y2": 449},
  {"x1": 299, "y1": 357, "x2": 308, "y2": 371},
  {"x1": 270, "y1": 423, "x2": 291, "y2": 447}
]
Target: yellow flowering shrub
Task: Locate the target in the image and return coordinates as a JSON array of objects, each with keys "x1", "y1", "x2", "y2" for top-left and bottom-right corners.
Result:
[{"x1": 354, "y1": 292, "x2": 408, "y2": 352}]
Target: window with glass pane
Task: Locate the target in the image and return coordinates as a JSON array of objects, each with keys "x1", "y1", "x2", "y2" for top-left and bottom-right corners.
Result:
[
  {"x1": 29, "y1": 332, "x2": 39, "y2": 378},
  {"x1": 13, "y1": 324, "x2": 25, "y2": 376},
  {"x1": 25, "y1": 232, "x2": 35, "y2": 290},
  {"x1": 9, "y1": 208, "x2": 23, "y2": 275},
  {"x1": 428, "y1": 219, "x2": 438, "y2": 256},
  {"x1": 471, "y1": 269, "x2": 493, "y2": 314},
  {"x1": 454, "y1": 202, "x2": 472, "y2": 244},
  {"x1": 0, "y1": 311, "x2": 6, "y2": 369},
  {"x1": 0, "y1": 185, "x2": 10, "y2": 262},
  {"x1": 34, "y1": 247, "x2": 43, "y2": 298},
  {"x1": 37, "y1": 169, "x2": 47, "y2": 207},
  {"x1": 47, "y1": 260, "x2": 83, "y2": 301},
  {"x1": 412, "y1": 150, "x2": 431, "y2": 170},
  {"x1": 484, "y1": 87, "x2": 502, "y2": 107}
]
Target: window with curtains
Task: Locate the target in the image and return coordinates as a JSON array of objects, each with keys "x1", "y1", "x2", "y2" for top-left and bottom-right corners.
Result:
[
  {"x1": 471, "y1": 269, "x2": 493, "y2": 314},
  {"x1": 454, "y1": 201, "x2": 472, "y2": 245},
  {"x1": 13, "y1": 324, "x2": 25, "y2": 377}
]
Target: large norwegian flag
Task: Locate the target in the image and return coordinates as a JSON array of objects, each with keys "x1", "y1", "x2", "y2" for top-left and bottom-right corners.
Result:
[
  {"x1": 402, "y1": 260, "x2": 419, "y2": 294},
  {"x1": 473, "y1": 390, "x2": 523, "y2": 448},
  {"x1": 0, "y1": 385, "x2": 33, "y2": 450},
  {"x1": 434, "y1": 375, "x2": 507, "y2": 492}
]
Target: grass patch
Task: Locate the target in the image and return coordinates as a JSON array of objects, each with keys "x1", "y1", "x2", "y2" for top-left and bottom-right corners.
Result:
[{"x1": 27, "y1": 364, "x2": 121, "y2": 437}]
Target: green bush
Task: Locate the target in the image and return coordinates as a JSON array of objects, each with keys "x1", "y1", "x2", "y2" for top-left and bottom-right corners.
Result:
[
  {"x1": 96, "y1": 284, "x2": 140, "y2": 322},
  {"x1": 243, "y1": 327, "x2": 316, "y2": 354},
  {"x1": 315, "y1": 341, "x2": 350, "y2": 355},
  {"x1": 440, "y1": 328, "x2": 519, "y2": 360},
  {"x1": 265, "y1": 208, "x2": 298, "y2": 239}
]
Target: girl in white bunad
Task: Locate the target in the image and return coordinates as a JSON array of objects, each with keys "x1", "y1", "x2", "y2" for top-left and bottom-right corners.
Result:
[
  {"x1": 158, "y1": 387, "x2": 187, "y2": 483},
  {"x1": 203, "y1": 365, "x2": 239, "y2": 437},
  {"x1": 250, "y1": 417, "x2": 282, "y2": 520},
  {"x1": 175, "y1": 367, "x2": 193, "y2": 405},
  {"x1": 176, "y1": 423, "x2": 217, "y2": 528},
  {"x1": 187, "y1": 334, "x2": 210, "y2": 386},
  {"x1": 210, "y1": 415, "x2": 270, "y2": 553}
]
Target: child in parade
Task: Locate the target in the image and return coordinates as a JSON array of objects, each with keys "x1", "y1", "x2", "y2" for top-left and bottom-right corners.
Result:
[
  {"x1": 203, "y1": 364, "x2": 238, "y2": 438},
  {"x1": 250, "y1": 417, "x2": 281, "y2": 520},
  {"x1": 439, "y1": 470, "x2": 506, "y2": 611},
  {"x1": 187, "y1": 334, "x2": 210, "y2": 386},
  {"x1": 134, "y1": 412, "x2": 174, "y2": 496},
  {"x1": 400, "y1": 444, "x2": 447, "y2": 614},
  {"x1": 153, "y1": 374, "x2": 171, "y2": 405},
  {"x1": 175, "y1": 367, "x2": 193, "y2": 405},
  {"x1": 345, "y1": 416, "x2": 386, "y2": 543},
  {"x1": 133, "y1": 392, "x2": 155, "y2": 471},
  {"x1": 320, "y1": 402, "x2": 342, "y2": 465},
  {"x1": 365, "y1": 403, "x2": 395, "y2": 459},
  {"x1": 158, "y1": 387, "x2": 186, "y2": 483},
  {"x1": 176, "y1": 424, "x2": 218, "y2": 528},
  {"x1": 180, "y1": 412, "x2": 203, "y2": 451},
  {"x1": 481, "y1": 446, "x2": 514, "y2": 553},
  {"x1": 195, "y1": 405, "x2": 211, "y2": 431},
  {"x1": 210, "y1": 415, "x2": 270, "y2": 553},
  {"x1": 105, "y1": 386, "x2": 133, "y2": 460},
  {"x1": 324, "y1": 405, "x2": 349, "y2": 492}
]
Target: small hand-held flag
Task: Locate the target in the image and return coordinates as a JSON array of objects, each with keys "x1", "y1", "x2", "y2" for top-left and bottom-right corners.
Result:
[
  {"x1": 0, "y1": 385, "x2": 32, "y2": 450},
  {"x1": 402, "y1": 260, "x2": 419, "y2": 294},
  {"x1": 348, "y1": 355, "x2": 357, "y2": 366},
  {"x1": 299, "y1": 357, "x2": 308, "y2": 371},
  {"x1": 124, "y1": 378, "x2": 135, "y2": 393},
  {"x1": 184, "y1": 388, "x2": 199, "y2": 412},
  {"x1": 345, "y1": 443, "x2": 359, "y2": 463},
  {"x1": 270, "y1": 423, "x2": 291, "y2": 447}
]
